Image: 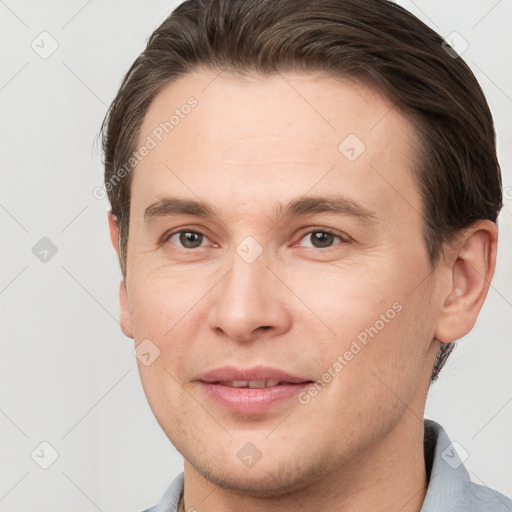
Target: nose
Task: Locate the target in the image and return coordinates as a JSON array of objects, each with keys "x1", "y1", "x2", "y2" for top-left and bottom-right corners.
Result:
[{"x1": 207, "y1": 252, "x2": 293, "y2": 343}]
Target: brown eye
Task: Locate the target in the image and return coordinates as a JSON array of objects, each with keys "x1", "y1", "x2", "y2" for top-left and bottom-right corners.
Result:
[
  {"x1": 298, "y1": 230, "x2": 343, "y2": 249},
  {"x1": 168, "y1": 231, "x2": 206, "y2": 249},
  {"x1": 311, "y1": 231, "x2": 335, "y2": 248}
]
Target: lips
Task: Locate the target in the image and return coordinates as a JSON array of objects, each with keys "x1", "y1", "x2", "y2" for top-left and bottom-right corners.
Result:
[
  {"x1": 196, "y1": 366, "x2": 312, "y2": 414},
  {"x1": 218, "y1": 379, "x2": 281, "y2": 388},
  {"x1": 197, "y1": 365, "x2": 310, "y2": 385}
]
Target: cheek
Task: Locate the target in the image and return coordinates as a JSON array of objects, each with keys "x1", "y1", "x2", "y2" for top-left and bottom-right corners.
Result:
[
  {"x1": 128, "y1": 276, "x2": 196, "y2": 429},
  {"x1": 126, "y1": 267, "x2": 216, "y2": 413},
  {"x1": 127, "y1": 266, "x2": 206, "y2": 341},
  {"x1": 281, "y1": 260, "x2": 399, "y2": 340},
  {"x1": 292, "y1": 259, "x2": 433, "y2": 393},
  {"x1": 298, "y1": 299, "x2": 432, "y2": 451}
]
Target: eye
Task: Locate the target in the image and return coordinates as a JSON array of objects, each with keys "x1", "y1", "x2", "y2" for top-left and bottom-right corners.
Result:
[
  {"x1": 297, "y1": 229, "x2": 345, "y2": 249},
  {"x1": 166, "y1": 230, "x2": 209, "y2": 249}
]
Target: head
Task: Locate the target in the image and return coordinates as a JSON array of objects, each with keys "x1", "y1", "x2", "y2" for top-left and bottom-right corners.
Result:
[{"x1": 101, "y1": 0, "x2": 501, "y2": 497}]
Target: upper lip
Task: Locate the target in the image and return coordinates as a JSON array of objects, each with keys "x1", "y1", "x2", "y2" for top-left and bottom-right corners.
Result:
[{"x1": 196, "y1": 366, "x2": 311, "y2": 384}]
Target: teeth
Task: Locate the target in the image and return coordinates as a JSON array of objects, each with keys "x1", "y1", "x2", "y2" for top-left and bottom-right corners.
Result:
[
  {"x1": 231, "y1": 380, "x2": 249, "y2": 388},
  {"x1": 248, "y1": 380, "x2": 266, "y2": 388},
  {"x1": 220, "y1": 379, "x2": 281, "y2": 388}
]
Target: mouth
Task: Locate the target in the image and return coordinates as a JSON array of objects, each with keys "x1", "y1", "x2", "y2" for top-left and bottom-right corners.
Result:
[
  {"x1": 196, "y1": 366, "x2": 313, "y2": 414},
  {"x1": 216, "y1": 379, "x2": 292, "y2": 388}
]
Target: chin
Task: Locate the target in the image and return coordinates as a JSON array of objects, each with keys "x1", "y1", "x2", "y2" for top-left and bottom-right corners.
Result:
[
  {"x1": 197, "y1": 467, "x2": 301, "y2": 498},
  {"x1": 188, "y1": 452, "x2": 329, "y2": 498}
]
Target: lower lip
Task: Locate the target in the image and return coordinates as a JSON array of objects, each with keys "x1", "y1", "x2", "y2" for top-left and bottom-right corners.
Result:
[{"x1": 198, "y1": 382, "x2": 311, "y2": 414}]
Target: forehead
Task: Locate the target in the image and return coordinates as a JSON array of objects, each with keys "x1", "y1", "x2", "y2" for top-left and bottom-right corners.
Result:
[{"x1": 132, "y1": 70, "x2": 421, "y2": 223}]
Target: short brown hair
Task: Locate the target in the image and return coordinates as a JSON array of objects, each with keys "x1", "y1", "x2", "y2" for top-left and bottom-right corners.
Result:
[{"x1": 100, "y1": 0, "x2": 502, "y2": 382}]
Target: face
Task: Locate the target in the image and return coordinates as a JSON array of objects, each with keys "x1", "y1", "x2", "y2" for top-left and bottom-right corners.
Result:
[{"x1": 119, "y1": 71, "x2": 442, "y2": 494}]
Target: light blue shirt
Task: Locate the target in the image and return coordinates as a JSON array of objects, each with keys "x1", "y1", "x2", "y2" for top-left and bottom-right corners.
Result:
[{"x1": 143, "y1": 420, "x2": 512, "y2": 511}]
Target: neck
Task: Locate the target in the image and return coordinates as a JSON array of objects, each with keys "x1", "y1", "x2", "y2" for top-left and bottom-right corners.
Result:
[{"x1": 181, "y1": 413, "x2": 428, "y2": 512}]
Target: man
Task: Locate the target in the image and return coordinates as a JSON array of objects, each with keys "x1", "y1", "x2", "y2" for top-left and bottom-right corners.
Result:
[{"x1": 100, "y1": 0, "x2": 511, "y2": 510}]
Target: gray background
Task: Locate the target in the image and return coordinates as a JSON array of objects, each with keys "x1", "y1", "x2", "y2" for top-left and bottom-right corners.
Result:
[{"x1": 0, "y1": 1, "x2": 511, "y2": 511}]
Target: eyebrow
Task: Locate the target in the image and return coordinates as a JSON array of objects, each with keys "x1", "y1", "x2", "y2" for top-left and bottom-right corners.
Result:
[{"x1": 143, "y1": 195, "x2": 377, "y2": 224}]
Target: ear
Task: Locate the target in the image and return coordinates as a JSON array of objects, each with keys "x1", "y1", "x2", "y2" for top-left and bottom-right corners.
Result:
[
  {"x1": 435, "y1": 220, "x2": 498, "y2": 344},
  {"x1": 108, "y1": 212, "x2": 134, "y2": 338},
  {"x1": 108, "y1": 211, "x2": 119, "y2": 252},
  {"x1": 119, "y1": 278, "x2": 134, "y2": 339}
]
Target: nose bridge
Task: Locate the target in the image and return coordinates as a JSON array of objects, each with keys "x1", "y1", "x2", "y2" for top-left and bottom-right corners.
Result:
[
  {"x1": 221, "y1": 248, "x2": 273, "y2": 318},
  {"x1": 234, "y1": 249, "x2": 269, "y2": 300},
  {"x1": 208, "y1": 242, "x2": 291, "y2": 341}
]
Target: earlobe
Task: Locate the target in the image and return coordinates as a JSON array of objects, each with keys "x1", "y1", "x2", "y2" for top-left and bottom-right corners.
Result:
[
  {"x1": 119, "y1": 279, "x2": 134, "y2": 339},
  {"x1": 108, "y1": 211, "x2": 119, "y2": 252},
  {"x1": 435, "y1": 220, "x2": 498, "y2": 344}
]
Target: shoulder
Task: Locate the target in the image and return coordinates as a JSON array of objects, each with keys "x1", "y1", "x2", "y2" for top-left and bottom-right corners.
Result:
[
  {"x1": 140, "y1": 472, "x2": 184, "y2": 512},
  {"x1": 466, "y1": 480, "x2": 512, "y2": 512},
  {"x1": 422, "y1": 420, "x2": 512, "y2": 512}
]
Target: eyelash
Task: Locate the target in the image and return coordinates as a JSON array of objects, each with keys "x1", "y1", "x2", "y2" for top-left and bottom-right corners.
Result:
[{"x1": 162, "y1": 227, "x2": 349, "y2": 250}]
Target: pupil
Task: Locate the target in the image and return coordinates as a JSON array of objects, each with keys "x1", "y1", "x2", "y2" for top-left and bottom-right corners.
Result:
[
  {"x1": 180, "y1": 232, "x2": 202, "y2": 248},
  {"x1": 312, "y1": 231, "x2": 333, "y2": 248}
]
